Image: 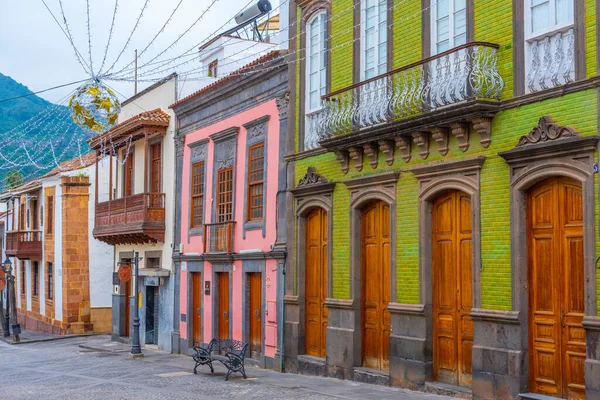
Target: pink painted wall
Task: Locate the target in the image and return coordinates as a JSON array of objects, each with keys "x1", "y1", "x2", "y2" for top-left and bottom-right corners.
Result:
[{"x1": 179, "y1": 100, "x2": 280, "y2": 359}]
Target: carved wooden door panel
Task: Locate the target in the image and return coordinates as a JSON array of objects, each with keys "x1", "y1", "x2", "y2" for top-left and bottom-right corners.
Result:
[
  {"x1": 432, "y1": 190, "x2": 473, "y2": 387},
  {"x1": 528, "y1": 177, "x2": 585, "y2": 399},
  {"x1": 124, "y1": 152, "x2": 134, "y2": 197},
  {"x1": 249, "y1": 272, "x2": 262, "y2": 360},
  {"x1": 218, "y1": 273, "x2": 229, "y2": 339},
  {"x1": 305, "y1": 208, "x2": 328, "y2": 358},
  {"x1": 361, "y1": 200, "x2": 391, "y2": 370},
  {"x1": 192, "y1": 273, "x2": 202, "y2": 345},
  {"x1": 150, "y1": 142, "x2": 161, "y2": 194}
]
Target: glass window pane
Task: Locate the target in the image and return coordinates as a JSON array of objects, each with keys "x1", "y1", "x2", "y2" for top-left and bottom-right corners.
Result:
[
  {"x1": 365, "y1": 28, "x2": 375, "y2": 49},
  {"x1": 454, "y1": 9, "x2": 466, "y2": 35},
  {"x1": 454, "y1": 33, "x2": 466, "y2": 46},
  {"x1": 437, "y1": 40, "x2": 450, "y2": 53},
  {"x1": 531, "y1": 2, "x2": 550, "y2": 32},
  {"x1": 555, "y1": 0, "x2": 573, "y2": 24},
  {"x1": 454, "y1": 0, "x2": 466, "y2": 10},
  {"x1": 437, "y1": 0, "x2": 449, "y2": 18},
  {"x1": 437, "y1": 16, "x2": 449, "y2": 42}
]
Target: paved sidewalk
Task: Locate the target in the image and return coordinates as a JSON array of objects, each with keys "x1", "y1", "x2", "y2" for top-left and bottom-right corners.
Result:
[
  {"x1": 0, "y1": 335, "x2": 458, "y2": 400},
  {"x1": 0, "y1": 327, "x2": 93, "y2": 344}
]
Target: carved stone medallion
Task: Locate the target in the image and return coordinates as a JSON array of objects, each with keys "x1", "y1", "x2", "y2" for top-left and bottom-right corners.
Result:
[{"x1": 516, "y1": 116, "x2": 580, "y2": 147}]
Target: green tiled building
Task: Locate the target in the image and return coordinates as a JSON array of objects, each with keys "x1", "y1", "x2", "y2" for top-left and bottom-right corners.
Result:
[{"x1": 282, "y1": 0, "x2": 600, "y2": 398}]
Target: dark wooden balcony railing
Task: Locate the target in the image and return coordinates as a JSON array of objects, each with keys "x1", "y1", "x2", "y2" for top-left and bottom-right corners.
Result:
[
  {"x1": 305, "y1": 42, "x2": 504, "y2": 148},
  {"x1": 203, "y1": 221, "x2": 236, "y2": 254},
  {"x1": 6, "y1": 230, "x2": 42, "y2": 259},
  {"x1": 93, "y1": 192, "x2": 165, "y2": 245}
]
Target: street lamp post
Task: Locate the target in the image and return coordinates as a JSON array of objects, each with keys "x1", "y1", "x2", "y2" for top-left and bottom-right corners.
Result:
[
  {"x1": 130, "y1": 251, "x2": 142, "y2": 356},
  {"x1": 2, "y1": 258, "x2": 12, "y2": 338}
]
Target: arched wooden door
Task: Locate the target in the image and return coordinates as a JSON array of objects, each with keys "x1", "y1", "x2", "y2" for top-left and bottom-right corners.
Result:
[
  {"x1": 305, "y1": 208, "x2": 328, "y2": 358},
  {"x1": 432, "y1": 190, "x2": 473, "y2": 387},
  {"x1": 361, "y1": 200, "x2": 391, "y2": 370},
  {"x1": 528, "y1": 177, "x2": 586, "y2": 399}
]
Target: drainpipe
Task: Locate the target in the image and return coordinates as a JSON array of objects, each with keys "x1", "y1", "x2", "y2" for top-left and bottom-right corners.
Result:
[{"x1": 279, "y1": 254, "x2": 286, "y2": 372}]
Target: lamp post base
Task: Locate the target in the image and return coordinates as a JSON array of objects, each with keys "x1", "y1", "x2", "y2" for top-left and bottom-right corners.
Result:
[{"x1": 130, "y1": 352, "x2": 144, "y2": 359}]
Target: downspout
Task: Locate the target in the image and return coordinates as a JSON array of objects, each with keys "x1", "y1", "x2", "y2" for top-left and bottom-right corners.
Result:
[{"x1": 275, "y1": 158, "x2": 290, "y2": 372}]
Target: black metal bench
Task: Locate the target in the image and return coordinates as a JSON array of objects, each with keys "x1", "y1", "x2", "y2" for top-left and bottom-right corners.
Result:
[{"x1": 192, "y1": 338, "x2": 249, "y2": 381}]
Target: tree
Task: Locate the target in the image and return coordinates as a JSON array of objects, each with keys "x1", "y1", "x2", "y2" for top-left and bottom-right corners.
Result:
[{"x1": 4, "y1": 169, "x2": 23, "y2": 189}]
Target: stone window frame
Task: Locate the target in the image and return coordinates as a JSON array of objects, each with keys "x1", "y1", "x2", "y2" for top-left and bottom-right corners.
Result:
[
  {"x1": 421, "y1": 0, "x2": 475, "y2": 59},
  {"x1": 352, "y1": 0, "x2": 394, "y2": 84},
  {"x1": 298, "y1": 0, "x2": 331, "y2": 151},
  {"x1": 498, "y1": 135, "x2": 598, "y2": 346},
  {"x1": 242, "y1": 116, "x2": 270, "y2": 239},
  {"x1": 512, "y1": 0, "x2": 586, "y2": 96},
  {"x1": 241, "y1": 259, "x2": 267, "y2": 362},
  {"x1": 187, "y1": 138, "x2": 209, "y2": 238},
  {"x1": 144, "y1": 250, "x2": 162, "y2": 270},
  {"x1": 290, "y1": 178, "x2": 335, "y2": 359},
  {"x1": 209, "y1": 127, "x2": 239, "y2": 225}
]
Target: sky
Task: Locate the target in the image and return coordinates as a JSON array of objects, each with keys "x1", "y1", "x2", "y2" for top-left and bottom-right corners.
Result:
[{"x1": 0, "y1": 0, "x2": 280, "y2": 104}]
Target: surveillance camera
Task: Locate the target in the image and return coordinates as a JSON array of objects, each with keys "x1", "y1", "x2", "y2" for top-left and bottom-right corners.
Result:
[{"x1": 235, "y1": 0, "x2": 272, "y2": 25}]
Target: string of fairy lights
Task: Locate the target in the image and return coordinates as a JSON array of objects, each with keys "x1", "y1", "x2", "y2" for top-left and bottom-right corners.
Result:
[{"x1": 0, "y1": 0, "x2": 443, "y2": 192}]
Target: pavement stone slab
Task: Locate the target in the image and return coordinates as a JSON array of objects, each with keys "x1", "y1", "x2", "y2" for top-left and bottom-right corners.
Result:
[{"x1": 0, "y1": 335, "x2": 458, "y2": 400}]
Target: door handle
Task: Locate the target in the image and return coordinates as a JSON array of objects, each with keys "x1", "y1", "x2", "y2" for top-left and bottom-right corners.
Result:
[
  {"x1": 224, "y1": 311, "x2": 229, "y2": 320},
  {"x1": 561, "y1": 309, "x2": 565, "y2": 328},
  {"x1": 255, "y1": 309, "x2": 260, "y2": 318}
]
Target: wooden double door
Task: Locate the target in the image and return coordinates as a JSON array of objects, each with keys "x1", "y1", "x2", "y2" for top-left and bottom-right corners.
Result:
[
  {"x1": 361, "y1": 200, "x2": 391, "y2": 370},
  {"x1": 192, "y1": 273, "x2": 202, "y2": 345},
  {"x1": 305, "y1": 208, "x2": 328, "y2": 358},
  {"x1": 217, "y1": 273, "x2": 230, "y2": 339},
  {"x1": 432, "y1": 190, "x2": 473, "y2": 387},
  {"x1": 528, "y1": 177, "x2": 586, "y2": 399}
]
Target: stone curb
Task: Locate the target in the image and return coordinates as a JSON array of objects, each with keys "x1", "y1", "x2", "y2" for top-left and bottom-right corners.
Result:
[{"x1": 0, "y1": 333, "x2": 95, "y2": 345}]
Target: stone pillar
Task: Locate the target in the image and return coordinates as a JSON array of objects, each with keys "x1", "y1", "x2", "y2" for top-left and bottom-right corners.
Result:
[{"x1": 61, "y1": 176, "x2": 93, "y2": 334}]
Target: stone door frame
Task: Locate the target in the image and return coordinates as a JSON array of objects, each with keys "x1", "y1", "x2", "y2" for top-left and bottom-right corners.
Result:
[
  {"x1": 289, "y1": 178, "x2": 335, "y2": 360},
  {"x1": 499, "y1": 134, "x2": 599, "y2": 395}
]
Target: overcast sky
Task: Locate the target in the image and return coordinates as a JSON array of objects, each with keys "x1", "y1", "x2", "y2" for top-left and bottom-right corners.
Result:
[{"x1": 0, "y1": 0, "x2": 279, "y2": 104}]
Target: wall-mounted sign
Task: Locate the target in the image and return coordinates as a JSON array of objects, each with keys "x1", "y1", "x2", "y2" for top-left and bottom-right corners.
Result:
[
  {"x1": 118, "y1": 264, "x2": 132, "y2": 283},
  {"x1": 204, "y1": 280, "x2": 210, "y2": 295},
  {"x1": 266, "y1": 276, "x2": 271, "y2": 289},
  {"x1": 138, "y1": 291, "x2": 143, "y2": 309}
]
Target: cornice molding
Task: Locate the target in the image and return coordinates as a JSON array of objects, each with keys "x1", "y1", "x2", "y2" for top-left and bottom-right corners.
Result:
[
  {"x1": 411, "y1": 157, "x2": 485, "y2": 180},
  {"x1": 209, "y1": 126, "x2": 240, "y2": 143}
]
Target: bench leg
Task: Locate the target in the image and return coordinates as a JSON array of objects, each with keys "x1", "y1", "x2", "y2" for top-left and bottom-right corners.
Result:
[
  {"x1": 193, "y1": 362, "x2": 199, "y2": 375},
  {"x1": 242, "y1": 364, "x2": 247, "y2": 379},
  {"x1": 225, "y1": 369, "x2": 232, "y2": 381}
]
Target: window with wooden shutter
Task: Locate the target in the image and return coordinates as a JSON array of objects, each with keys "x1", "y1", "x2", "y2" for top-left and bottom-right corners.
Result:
[
  {"x1": 150, "y1": 142, "x2": 162, "y2": 193},
  {"x1": 47, "y1": 262, "x2": 53, "y2": 300},
  {"x1": 21, "y1": 261, "x2": 25, "y2": 294},
  {"x1": 191, "y1": 161, "x2": 205, "y2": 228},
  {"x1": 217, "y1": 167, "x2": 234, "y2": 223},
  {"x1": 32, "y1": 200, "x2": 39, "y2": 230},
  {"x1": 124, "y1": 151, "x2": 134, "y2": 197},
  {"x1": 47, "y1": 196, "x2": 54, "y2": 234},
  {"x1": 247, "y1": 142, "x2": 264, "y2": 221},
  {"x1": 33, "y1": 261, "x2": 39, "y2": 297}
]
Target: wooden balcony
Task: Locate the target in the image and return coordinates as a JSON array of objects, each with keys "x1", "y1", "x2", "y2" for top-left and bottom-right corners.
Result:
[
  {"x1": 203, "y1": 221, "x2": 236, "y2": 254},
  {"x1": 93, "y1": 193, "x2": 165, "y2": 245},
  {"x1": 6, "y1": 230, "x2": 42, "y2": 260}
]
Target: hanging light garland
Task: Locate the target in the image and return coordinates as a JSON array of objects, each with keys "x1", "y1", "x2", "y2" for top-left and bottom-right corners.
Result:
[{"x1": 68, "y1": 79, "x2": 120, "y2": 134}]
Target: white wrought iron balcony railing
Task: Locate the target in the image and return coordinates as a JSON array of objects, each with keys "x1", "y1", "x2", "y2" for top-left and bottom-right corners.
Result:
[
  {"x1": 307, "y1": 42, "x2": 503, "y2": 143},
  {"x1": 526, "y1": 28, "x2": 574, "y2": 93}
]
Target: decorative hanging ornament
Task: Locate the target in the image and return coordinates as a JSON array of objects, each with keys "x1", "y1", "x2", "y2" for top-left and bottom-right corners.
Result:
[{"x1": 69, "y1": 79, "x2": 120, "y2": 133}]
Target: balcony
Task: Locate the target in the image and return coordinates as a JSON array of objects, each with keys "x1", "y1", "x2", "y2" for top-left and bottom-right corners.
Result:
[
  {"x1": 203, "y1": 221, "x2": 236, "y2": 254},
  {"x1": 6, "y1": 231, "x2": 42, "y2": 260},
  {"x1": 93, "y1": 193, "x2": 165, "y2": 245},
  {"x1": 306, "y1": 42, "x2": 504, "y2": 167}
]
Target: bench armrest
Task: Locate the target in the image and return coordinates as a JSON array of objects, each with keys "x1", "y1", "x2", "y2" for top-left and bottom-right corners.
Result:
[
  {"x1": 225, "y1": 351, "x2": 245, "y2": 366},
  {"x1": 193, "y1": 345, "x2": 211, "y2": 357}
]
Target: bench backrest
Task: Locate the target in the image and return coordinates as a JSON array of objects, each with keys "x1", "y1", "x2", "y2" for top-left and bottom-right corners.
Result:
[{"x1": 208, "y1": 338, "x2": 247, "y2": 358}]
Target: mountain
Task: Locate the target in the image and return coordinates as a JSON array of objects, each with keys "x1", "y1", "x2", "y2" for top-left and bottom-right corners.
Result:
[{"x1": 0, "y1": 73, "x2": 89, "y2": 188}]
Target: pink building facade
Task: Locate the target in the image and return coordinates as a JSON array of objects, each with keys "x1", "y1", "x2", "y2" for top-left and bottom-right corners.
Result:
[{"x1": 171, "y1": 52, "x2": 289, "y2": 370}]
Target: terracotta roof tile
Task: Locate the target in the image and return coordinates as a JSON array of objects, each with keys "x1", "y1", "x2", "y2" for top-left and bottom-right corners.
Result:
[
  {"x1": 169, "y1": 50, "x2": 282, "y2": 109},
  {"x1": 88, "y1": 108, "x2": 170, "y2": 149},
  {"x1": 43, "y1": 152, "x2": 96, "y2": 177}
]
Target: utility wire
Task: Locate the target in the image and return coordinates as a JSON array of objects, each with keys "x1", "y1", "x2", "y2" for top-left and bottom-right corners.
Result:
[
  {"x1": 41, "y1": 0, "x2": 92, "y2": 75},
  {"x1": 85, "y1": 0, "x2": 94, "y2": 75},
  {"x1": 0, "y1": 79, "x2": 89, "y2": 104},
  {"x1": 98, "y1": 0, "x2": 119, "y2": 74},
  {"x1": 103, "y1": 0, "x2": 151, "y2": 74}
]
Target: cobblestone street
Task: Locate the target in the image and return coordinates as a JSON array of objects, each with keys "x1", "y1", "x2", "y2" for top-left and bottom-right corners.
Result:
[{"x1": 0, "y1": 335, "x2": 457, "y2": 400}]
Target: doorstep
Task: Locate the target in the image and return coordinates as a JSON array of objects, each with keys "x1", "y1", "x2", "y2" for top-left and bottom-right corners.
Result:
[
  {"x1": 519, "y1": 394, "x2": 561, "y2": 400},
  {"x1": 353, "y1": 366, "x2": 390, "y2": 387},
  {"x1": 424, "y1": 381, "x2": 472, "y2": 399},
  {"x1": 297, "y1": 354, "x2": 327, "y2": 377}
]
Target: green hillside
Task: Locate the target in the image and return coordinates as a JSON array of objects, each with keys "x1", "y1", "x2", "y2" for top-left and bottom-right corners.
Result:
[{"x1": 0, "y1": 73, "x2": 89, "y2": 188}]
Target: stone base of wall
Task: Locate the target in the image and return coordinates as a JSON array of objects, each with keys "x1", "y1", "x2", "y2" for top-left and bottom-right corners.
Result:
[
  {"x1": 17, "y1": 309, "x2": 65, "y2": 335},
  {"x1": 90, "y1": 307, "x2": 112, "y2": 334}
]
